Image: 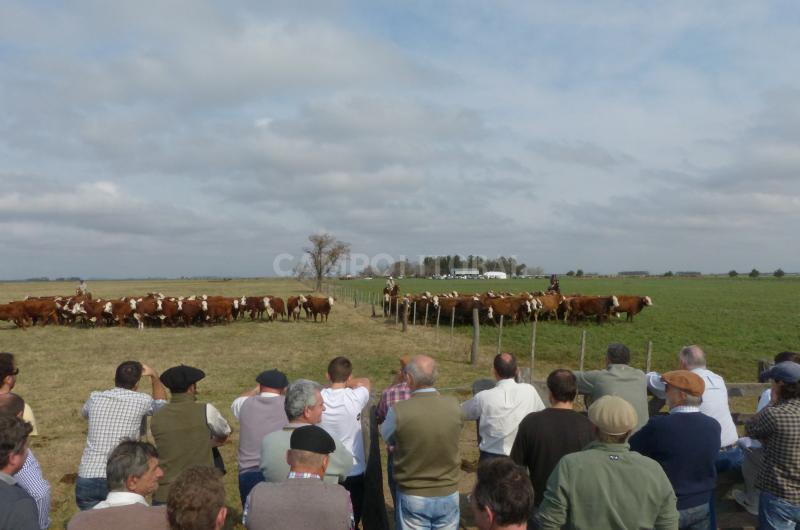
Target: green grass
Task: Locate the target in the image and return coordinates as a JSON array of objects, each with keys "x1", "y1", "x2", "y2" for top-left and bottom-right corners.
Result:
[{"x1": 333, "y1": 276, "x2": 800, "y2": 382}]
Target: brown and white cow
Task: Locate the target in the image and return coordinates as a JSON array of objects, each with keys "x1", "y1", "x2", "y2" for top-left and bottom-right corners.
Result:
[
  {"x1": 613, "y1": 295, "x2": 653, "y2": 322},
  {"x1": 177, "y1": 298, "x2": 204, "y2": 327},
  {"x1": 566, "y1": 296, "x2": 619, "y2": 325},
  {"x1": 0, "y1": 303, "x2": 30, "y2": 329},
  {"x1": 305, "y1": 296, "x2": 334, "y2": 322},
  {"x1": 267, "y1": 297, "x2": 286, "y2": 321},
  {"x1": 203, "y1": 299, "x2": 233, "y2": 324},
  {"x1": 15, "y1": 299, "x2": 59, "y2": 326},
  {"x1": 287, "y1": 295, "x2": 307, "y2": 321}
]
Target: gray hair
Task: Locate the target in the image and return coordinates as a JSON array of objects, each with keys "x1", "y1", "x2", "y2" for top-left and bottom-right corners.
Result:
[
  {"x1": 680, "y1": 345, "x2": 707, "y2": 369},
  {"x1": 683, "y1": 393, "x2": 703, "y2": 407},
  {"x1": 106, "y1": 440, "x2": 159, "y2": 491},
  {"x1": 406, "y1": 357, "x2": 438, "y2": 388},
  {"x1": 284, "y1": 379, "x2": 323, "y2": 421}
]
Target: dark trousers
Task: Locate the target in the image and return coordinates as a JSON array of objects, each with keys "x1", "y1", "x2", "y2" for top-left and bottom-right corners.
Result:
[
  {"x1": 239, "y1": 469, "x2": 265, "y2": 507},
  {"x1": 387, "y1": 453, "x2": 397, "y2": 508},
  {"x1": 75, "y1": 477, "x2": 109, "y2": 511},
  {"x1": 479, "y1": 450, "x2": 505, "y2": 462},
  {"x1": 343, "y1": 473, "x2": 366, "y2": 527}
]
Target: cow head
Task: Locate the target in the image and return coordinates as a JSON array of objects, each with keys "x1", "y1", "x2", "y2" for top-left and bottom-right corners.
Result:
[
  {"x1": 72, "y1": 302, "x2": 87, "y2": 315},
  {"x1": 299, "y1": 295, "x2": 307, "y2": 304},
  {"x1": 263, "y1": 297, "x2": 274, "y2": 317},
  {"x1": 328, "y1": 296, "x2": 334, "y2": 307},
  {"x1": 424, "y1": 291, "x2": 432, "y2": 298},
  {"x1": 610, "y1": 296, "x2": 620, "y2": 308},
  {"x1": 451, "y1": 291, "x2": 458, "y2": 297},
  {"x1": 240, "y1": 296, "x2": 247, "y2": 305},
  {"x1": 644, "y1": 296, "x2": 653, "y2": 306},
  {"x1": 188, "y1": 295, "x2": 196, "y2": 301},
  {"x1": 177, "y1": 299, "x2": 183, "y2": 311},
  {"x1": 233, "y1": 299, "x2": 239, "y2": 309},
  {"x1": 487, "y1": 306, "x2": 494, "y2": 319},
  {"x1": 201, "y1": 295, "x2": 208, "y2": 301},
  {"x1": 201, "y1": 300, "x2": 208, "y2": 312},
  {"x1": 103, "y1": 301, "x2": 112, "y2": 314},
  {"x1": 129, "y1": 298, "x2": 138, "y2": 310},
  {"x1": 156, "y1": 299, "x2": 163, "y2": 312}
]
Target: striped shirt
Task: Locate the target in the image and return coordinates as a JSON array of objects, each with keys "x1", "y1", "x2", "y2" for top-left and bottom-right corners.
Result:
[
  {"x1": 78, "y1": 387, "x2": 167, "y2": 478},
  {"x1": 14, "y1": 450, "x2": 50, "y2": 530},
  {"x1": 746, "y1": 398, "x2": 800, "y2": 504}
]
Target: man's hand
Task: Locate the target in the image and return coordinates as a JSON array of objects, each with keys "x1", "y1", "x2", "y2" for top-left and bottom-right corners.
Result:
[{"x1": 141, "y1": 364, "x2": 158, "y2": 378}]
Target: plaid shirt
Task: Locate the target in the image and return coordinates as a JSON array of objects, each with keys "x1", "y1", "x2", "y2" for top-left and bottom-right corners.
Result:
[
  {"x1": 746, "y1": 398, "x2": 800, "y2": 504},
  {"x1": 14, "y1": 449, "x2": 50, "y2": 530},
  {"x1": 78, "y1": 387, "x2": 166, "y2": 478},
  {"x1": 376, "y1": 381, "x2": 411, "y2": 424}
]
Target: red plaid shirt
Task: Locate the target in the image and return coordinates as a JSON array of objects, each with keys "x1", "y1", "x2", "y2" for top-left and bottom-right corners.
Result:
[{"x1": 376, "y1": 382, "x2": 411, "y2": 424}]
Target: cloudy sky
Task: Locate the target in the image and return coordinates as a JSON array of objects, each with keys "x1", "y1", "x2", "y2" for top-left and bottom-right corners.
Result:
[{"x1": 2, "y1": 1, "x2": 799, "y2": 279}]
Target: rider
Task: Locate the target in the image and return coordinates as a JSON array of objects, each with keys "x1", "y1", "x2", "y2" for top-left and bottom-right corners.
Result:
[{"x1": 547, "y1": 274, "x2": 560, "y2": 293}]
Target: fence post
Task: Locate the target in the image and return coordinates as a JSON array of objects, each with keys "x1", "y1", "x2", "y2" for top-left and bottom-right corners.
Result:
[
  {"x1": 449, "y1": 307, "x2": 455, "y2": 352},
  {"x1": 395, "y1": 298, "x2": 399, "y2": 325},
  {"x1": 424, "y1": 304, "x2": 429, "y2": 327},
  {"x1": 646, "y1": 341, "x2": 653, "y2": 373},
  {"x1": 530, "y1": 314, "x2": 537, "y2": 380},
  {"x1": 436, "y1": 306, "x2": 441, "y2": 343},
  {"x1": 412, "y1": 302, "x2": 417, "y2": 326},
  {"x1": 402, "y1": 300, "x2": 408, "y2": 332},
  {"x1": 471, "y1": 306, "x2": 480, "y2": 365},
  {"x1": 496, "y1": 315, "x2": 504, "y2": 356},
  {"x1": 579, "y1": 330, "x2": 587, "y2": 371}
]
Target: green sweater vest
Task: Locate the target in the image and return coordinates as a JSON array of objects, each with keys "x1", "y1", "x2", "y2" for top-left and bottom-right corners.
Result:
[
  {"x1": 393, "y1": 391, "x2": 462, "y2": 497},
  {"x1": 151, "y1": 393, "x2": 212, "y2": 503}
]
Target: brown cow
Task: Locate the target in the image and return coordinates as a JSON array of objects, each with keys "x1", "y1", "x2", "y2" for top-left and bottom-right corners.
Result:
[
  {"x1": 159, "y1": 298, "x2": 180, "y2": 327},
  {"x1": 0, "y1": 303, "x2": 30, "y2": 329},
  {"x1": 267, "y1": 297, "x2": 286, "y2": 321},
  {"x1": 535, "y1": 293, "x2": 566, "y2": 321},
  {"x1": 110, "y1": 299, "x2": 137, "y2": 327},
  {"x1": 287, "y1": 296, "x2": 307, "y2": 321},
  {"x1": 177, "y1": 299, "x2": 204, "y2": 327},
  {"x1": 203, "y1": 299, "x2": 233, "y2": 324},
  {"x1": 305, "y1": 296, "x2": 334, "y2": 322},
  {"x1": 15, "y1": 299, "x2": 59, "y2": 326},
  {"x1": 484, "y1": 296, "x2": 535, "y2": 325},
  {"x1": 613, "y1": 295, "x2": 653, "y2": 322},
  {"x1": 567, "y1": 296, "x2": 619, "y2": 324},
  {"x1": 132, "y1": 297, "x2": 163, "y2": 330}
]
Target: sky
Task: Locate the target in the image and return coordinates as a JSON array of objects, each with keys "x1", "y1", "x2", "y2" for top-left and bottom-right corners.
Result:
[{"x1": 2, "y1": 1, "x2": 800, "y2": 279}]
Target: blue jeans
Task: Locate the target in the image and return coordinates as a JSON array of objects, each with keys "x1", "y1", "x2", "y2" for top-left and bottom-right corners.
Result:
[
  {"x1": 238, "y1": 469, "x2": 265, "y2": 507},
  {"x1": 396, "y1": 490, "x2": 459, "y2": 530},
  {"x1": 388, "y1": 453, "x2": 397, "y2": 508},
  {"x1": 75, "y1": 477, "x2": 108, "y2": 510},
  {"x1": 759, "y1": 490, "x2": 800, "y2": 529},
  {"x1": 678, "y1": 503, "x2": 711, "y2": 530}
]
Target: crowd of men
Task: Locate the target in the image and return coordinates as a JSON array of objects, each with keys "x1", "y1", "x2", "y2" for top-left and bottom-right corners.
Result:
[{"x1": 0, "y1": 345, "x2": 799, "y2": 530}]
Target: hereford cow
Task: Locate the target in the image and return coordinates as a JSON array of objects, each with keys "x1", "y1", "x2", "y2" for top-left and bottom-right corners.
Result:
[
  {"x1": 287, "y1": 295, "x2": 307, "y2": 321},
  {"x1": 484, "y1": 296, "x2": 536, "y2": 325},
  {"x1": 613, "y1": 295, "x2": 653, "y2": 322},
  {"x1": 535, "y1": 293, "x2": 566, "y2": 321},
  {"x1": 567, "y1": 296, "x2": 619, "y2": 325},
  {"x1": 110, "y1": 299, "x2": 137, "y2": 327},
  {"x1": 267, "y1": 297, "x2": 286, "y2": 321},
  {"x1": 0, "y1": 303, "x2": 30, "y2": 329},
  {"x1": 305, "y1": 296, "x2": 334, "y2": 322},
  {"x1": 15, "y1": 299, "x2": 59, "y2": 326},
  {"x1": 204, "y1": 299, "x2": 233, "y2": 324},
  {"x1": 132, "y1": 297, "x2": 163, "y2": 330},
  {"x1": 177, "y1": 299, "x2": 204, "y2": 327}
]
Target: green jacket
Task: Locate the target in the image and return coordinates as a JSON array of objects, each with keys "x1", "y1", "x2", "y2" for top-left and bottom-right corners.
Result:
[
  {"x1": 575, "y1": 364, "x2": 649, "y2": 433},
  {"x1": 538, "y1": 441, "x2": 679, "y2": 530}
]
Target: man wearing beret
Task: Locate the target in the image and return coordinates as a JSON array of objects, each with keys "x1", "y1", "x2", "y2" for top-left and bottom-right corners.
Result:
[
  {"x1": 745, "y1": 361, "x2": 800, "y2": 528},
  {"x1": 538, "y1": 395, "x2": 679, "y2": 530},
  {"x1": 230, "y1": 369, "x2": 289, "y2": 507},
  {"x1": 630, "y1": 370, "x2": 721, "y2": 529},
  {"x1": 151, "y1": 365, "x2": 231, "y2": 505},
  {"x1": 245, "y1": 425, "x2": 354, "y2": 529}
]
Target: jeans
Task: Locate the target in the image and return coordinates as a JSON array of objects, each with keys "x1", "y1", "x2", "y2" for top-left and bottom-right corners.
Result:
[
  {"x1": 478, "y1": 450, "x2": 505, "y2": 462},
  {"x1": 759, "y1": 490, "x2": 800, "y2": 529},
  {"x1": 396, "y1": 490, "x2": 459, "y2": 530},
  {"x1": 678, "y1": 503, "x2": 711, "y2": 530},
  {"x1": 75, "y1": 477, "x2": 109, "y2": 511},
  {"x1": 238, "y1": 469, "x2": 265, "y2": 507},
  {"x1": 710, "y1": 445, "x2": 744, "y2": 527},
  {"x1": 388, "y1": 453, "x2": 397, "y2": 508},
  {"x1": 343, "y1": 474, "x2": 365, "y2": 527}
]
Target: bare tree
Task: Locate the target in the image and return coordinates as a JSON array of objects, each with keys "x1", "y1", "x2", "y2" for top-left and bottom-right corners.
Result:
[{"x1": 304, "y1": 233, "x2": 351, "y2": 291}]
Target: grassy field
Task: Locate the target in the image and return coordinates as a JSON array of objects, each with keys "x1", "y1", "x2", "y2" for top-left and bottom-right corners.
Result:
[{"x1": 0, "y1": 276, "x2": 796, "y2": 528}]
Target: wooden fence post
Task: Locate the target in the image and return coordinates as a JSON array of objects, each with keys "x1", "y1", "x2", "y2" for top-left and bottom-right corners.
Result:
[
  {"x1": 496, "y1": 315, "x2": 504, "y2": 356},
  {"x1": 424, "y1": 304, "x2": 429, "y2": 327},
  {"x1": 471, "y1": 306, "x2": 480, "y2": 365},
  {"x1": 449, "y1": 307, "x2": 455, "y2": 352},
  {"x1": 646, "y1": 341, "x2": 653, "y2": 373},
  {"x1": 402, "y1": 300, "x2": 408, "y2": 332},
  {"x1": 530, "y1": 314, "x2": 537, "y2": 380},
  {"x1": 436, "y1": 306, "x2": 441, "y2": 343},
  {"x1": 579, "y1": 330, "x2": 587, "y2": 371},
  {"x1": 412, "y1": 302, "x2": 417, "y2": 326},
  {"x1": 395, "y1": 298, "x2": 399, "y2": 325}
]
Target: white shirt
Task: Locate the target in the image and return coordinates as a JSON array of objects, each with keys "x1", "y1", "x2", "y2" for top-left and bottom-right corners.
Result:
[
  {"x1": 230, "y1": 391, "x2": 281, "y2": 420},
  {"x1": 93, "y1": 491, "x2": 148, "y2": 509},
  {"x1": 319, "y1": 386, "x2": 370, "y2": 476},
  {"x1": 205, "y1": 403, "x2": 233, "y2": 438},
  {"x1": 461, "y1": 378, "x2": 546, "y2": 455},
  {"x1": 646, "y1": 367, "x2": 738, "y2": 447}
]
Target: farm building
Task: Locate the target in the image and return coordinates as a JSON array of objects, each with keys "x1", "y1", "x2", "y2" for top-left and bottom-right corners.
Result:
[
  {"x1": 483, "y1": 271, "x2": 508, "y2": 279},
  {"x1": 452, "y1": 268, "x2": 480, "y2": 278}
]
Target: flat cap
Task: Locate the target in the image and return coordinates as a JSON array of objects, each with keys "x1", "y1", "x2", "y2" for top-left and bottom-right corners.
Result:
[
  {"x1": 160, "y1": 365, "x2": 205, "y2": 393},
  {"x1": 662, "y1": 370, "x2": 705, "y2": 397},
  {"x1": 760, "y1": 361, "x2": 800, "y2": 384},
  {"x1": 290, "y1": 425, "x2": 336, "y2": 454},
  {"x1": 256, "y1": 369, "x2": 288, "y2": 389},
  {"x1": 399, "y1": 355, "x2": 411, "y2": 367},
  {"x1": 588, "y1": 395, "x2": 638, "y2": 436}
]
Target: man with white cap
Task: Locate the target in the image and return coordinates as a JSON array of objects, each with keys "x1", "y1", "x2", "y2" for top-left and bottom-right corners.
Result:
[
  {"x1": 537, "y1": 395, "x2": 679, "y2": 530},
  {"x1": 745, "y1": 361, "x2": 800, "y2": 528},
  {"x1": 630, "y1": 370, "x2": 721, "y2": 530}
]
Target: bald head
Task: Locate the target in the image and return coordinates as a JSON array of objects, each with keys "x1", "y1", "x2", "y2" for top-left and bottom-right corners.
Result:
[
  {"x1": 406, "y1": 355, "x2": 438, "y2": 390},
  {"x1": 0, "y1": 393, "x2": 24, "y2": 418},
  {"x1": 680, "y1": 345, "x2": 707, "y2": 369},
  {"x1": 493, "y1": 352, "x2": 517, "y2": 380}
]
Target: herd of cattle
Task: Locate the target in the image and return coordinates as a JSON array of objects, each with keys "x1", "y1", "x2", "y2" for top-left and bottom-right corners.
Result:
[
  {"x1": 383, "y1": 287, "x2": 653, "y2": 326},
  {"x1": 0, "y1": 293, "x2": 336, "y2": 329}
]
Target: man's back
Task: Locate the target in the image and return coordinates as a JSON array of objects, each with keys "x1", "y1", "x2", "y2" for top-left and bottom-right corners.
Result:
[
  {"x1": 237, "y1": 394, "x2": 287, "y2": 471},
  {"x1": 510, "y1": 408, "x2": 594, "y2": 506},
  {"x1": 67, "y1": 503, "x2": 169, "y2": 530},
  {"x1": 260, "y1": 427, "x2": 353, "y2": 484},
  {"x1": 576, "y1": 365, "x2": 648, "y2": 432},
  {"x1": 692, "y1": 368, "x2": 738, "y2": 446},
  {"x1": 0, "y1": 479, "x2": 39, "y2": 530},
  {"x1": 245, "y1": 478, "x2": 353, "y2": 530},
  {"x1": 320, "y1": 387, "x2": 370, "y2": 476},
  {"x1": 538, "y1": 441, "x2": 678, "y2": 530}
]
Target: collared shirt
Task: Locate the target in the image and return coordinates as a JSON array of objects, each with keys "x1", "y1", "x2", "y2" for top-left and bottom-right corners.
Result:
[
  {"x1": 93, "y1": 491, "x2": 148, "y2": 509},
  {"x1": 461, "y1": 378, "x2": 546, "y2": 455},
  {"x1": 669, "y1": 405, "x2": 701, "y2": 414},
  {"x1": 204, "y1": 403, "x2": 233, "y2": 438},
  {"x1": 376, "y1": 382, "x2": 411, "y2": 424},
  {"x1": 379, "y1": 387, "x2": 437, "y2": 443},
  {"x1": 746, "y1": 398, "x2": 800, "y2": 504},
  {"x1": 230, "y1": 391, "x2": 281, "y2": 420},
  {"x1": 320, "y1": 386, "x2": 370, "y2": 477},
  {"x1": 287, "y1": 472, "x2": 322, "y2": 480},
  {"x1": 78, "y1": 387, "x2": 167, "y2": 478},
  {"x1": 647, "y1": 367, "x2": 738, "y2": 447},
  {"x1": 0, "y1": 471, "x2": 16, "y2": 486},
  {"x1": 14, "y1": 449, "x2": 50, "y2": 530}
]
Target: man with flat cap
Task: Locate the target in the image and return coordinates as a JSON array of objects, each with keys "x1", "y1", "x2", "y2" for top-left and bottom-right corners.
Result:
[
  {"x1": 230, "y1": 369, "x2": 289, "y2": 507},
  {"x1": 630, "y1": 370, "x2": 721, "y2": 530},
  {"x1": 746, "y1": 361, "x2": 800, "y2": 528},
  {"x1": 245, "y1": 425, "x2": 354, "y2": 530},
  {"x1": 538, "y1": 395, "x2": 679, "y2": 530},
  {"x1": 151, "y1": 365, "x2": 231, "y2": 505}
]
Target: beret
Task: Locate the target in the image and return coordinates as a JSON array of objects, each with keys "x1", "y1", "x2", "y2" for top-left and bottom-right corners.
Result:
[
  {"x1": 160, "y1": 365, "x2": 205, "y2": 393},
  {"x1": 588, "y1": 395, "x2": 638, "y2": 436},
  {"x1": 662, "y1": 370, "x2": 705, "y2": 397},
  {"x1": 760, "y1": 361, "x2": 800, "y2": 384},
  {"x1": 256, "y1": 369, "x2": 289, "y2": 389},
  {"x1": 290, "y1": 425, "x2": 336, "y2": 454}
]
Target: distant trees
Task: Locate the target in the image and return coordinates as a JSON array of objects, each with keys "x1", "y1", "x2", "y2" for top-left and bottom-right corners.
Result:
[
  {"x1": 566, "y1": 270, "x2": 575, "y2": 277},
  {"x1": 304, "y1": 233, "x2": 351, "y2": 291},
  {"x1": 728, "y1": 270, "x2": 738, "y2": 278},
  {"x1": 664, "y1": 271, "x2": 674, "y2": 277},
  {"x1": 749, "y1": 268, "x2": 760, "y2": 278},
  {"x1": 774, "y1": 268, "x2": 785, "y2": 278}
]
